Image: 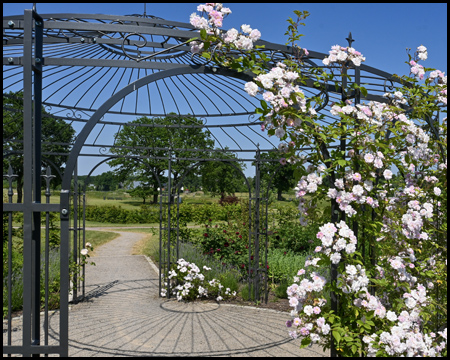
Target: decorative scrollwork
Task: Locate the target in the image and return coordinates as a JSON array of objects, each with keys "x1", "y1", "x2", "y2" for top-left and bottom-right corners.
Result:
[
  {"x1": 122, "y1": 33, "x2": 192, "y2": 62},
  {"x1": 248, "y1": 113, "x2": 260, "y2": 123},
  {"x1": 198, "y1": 116, "x2": 208, "y2": 127},
  {"x1": 99, "y1": 146, "x2": 111, "y2": 155},
  {"x1": 190, "y1": 42, "x2": 222, "y2": 67},
  {"x1": 65, "y1": 108, "x2": 83, "y2": 120},
  {"x1": 312, "y1": 89, "x2": 330, "y2": 112},
  {"x1": 122, "y1": 32, "x2": 147, "y2": 61},
  {"x1": 269, "y1": 50, "x2": 289, "y2": 66},
  {"x1": 383, "y1": 79, "x2": 395, "y2": 93}
]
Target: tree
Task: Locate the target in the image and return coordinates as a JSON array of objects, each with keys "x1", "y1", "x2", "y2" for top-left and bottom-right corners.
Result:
[
  {"x1": 254, "y1": 151, "x2": 296, "y2": 201},
  {"x1": 90, "y1": 171, "x2": 120, "y2": 191},
  {"x1": 200, "y1": 148, "x2": 247, "y2": 199},
  {"x1": 127, "y1": 183, "x2": 154, "y2": 204},
  {"x1": 180, "y1": 171, "x2": 202, "y2": 192},
  {"x1": 108, "y1": 114, "x2": 214, "y2": 203},
  {"x1": 3, "y1": 91, "x2": 76, "y2": 203}
]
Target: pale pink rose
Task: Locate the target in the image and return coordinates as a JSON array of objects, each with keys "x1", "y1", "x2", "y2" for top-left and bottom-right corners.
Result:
[{"x1": 364, "y1": 153, "x2": 374, "y2": 163}]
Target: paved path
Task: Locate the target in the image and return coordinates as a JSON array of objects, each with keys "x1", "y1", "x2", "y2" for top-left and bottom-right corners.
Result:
[{"x1": 5, "y1": 229, "x2": 329, "y2": 357}]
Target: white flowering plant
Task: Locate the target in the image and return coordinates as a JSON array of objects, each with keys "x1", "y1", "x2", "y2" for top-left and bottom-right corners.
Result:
[
  {"x1": 161, "y1": 258, "x2": 237, "y2": 302},
  {"x1": 189, "y1": 3, "x2": 447, "y2": 357},
  {"x1": 69, "y1": 242, "x2": 95, "y2": 293}
]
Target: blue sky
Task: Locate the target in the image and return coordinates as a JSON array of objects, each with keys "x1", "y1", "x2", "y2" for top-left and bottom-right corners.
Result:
[
  {"x1": 4, "y1": 3, "x2": 447, "y2": 76},
  {"x1": 3, "y1": 3, "x2": 448, "y2": 177}
]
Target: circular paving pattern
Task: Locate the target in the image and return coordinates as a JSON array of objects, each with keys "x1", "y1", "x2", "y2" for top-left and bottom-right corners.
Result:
[{"x1": 4, "y1": 230, "x2": 329, "y2": 357}]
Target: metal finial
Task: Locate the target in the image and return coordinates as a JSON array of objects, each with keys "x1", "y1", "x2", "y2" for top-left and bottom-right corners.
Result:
[
  {"x1": 144, "y1": 3, "x2": 146, "y2": 17},
  {"x1": 346, "y1": 32, "x2": 355, "y2": 47}
]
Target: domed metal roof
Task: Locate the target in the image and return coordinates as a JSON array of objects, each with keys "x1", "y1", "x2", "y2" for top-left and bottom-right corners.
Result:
[{"x1": 3, "y1": 12, "x2": 405, "y2": 156}]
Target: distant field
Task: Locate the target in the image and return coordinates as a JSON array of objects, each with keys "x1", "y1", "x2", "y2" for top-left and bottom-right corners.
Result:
[{"x1": 3, "y1": 189, "x2": 299, "y2": 210}]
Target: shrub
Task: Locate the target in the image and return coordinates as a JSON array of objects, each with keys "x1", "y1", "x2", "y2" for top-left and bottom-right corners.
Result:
[
  {"x1": 240, "y1": 283, "x2": 255, "y2": 301},
  {"x1": 266, "y1": 248, "x2": 311, "y2": 283},
  {"x1": 219, "y1": 195, "x2": 240, "y2": 206},
  {"x1": 83, "y1": 205, "x2": 160, "y2": 224},
  {"x1": 178, "y1": 242, "x2": 241, "y2": 285},
  {"x1": 269, "y1": 222, "x2": 320, "y2": 254},
  {"x1": 274, "y1": 278, "x2": 290, "y2": 299},
  {"x1": 197, "y1": 220, "x2": 249, "y2": 275},
  {"x1": 161, "y1": 258, "x2": 237, "y2": 301}
]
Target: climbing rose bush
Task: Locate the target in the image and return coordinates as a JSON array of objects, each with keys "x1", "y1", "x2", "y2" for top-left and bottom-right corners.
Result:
[{"x1": 189, "y1": 4, "x2": 447, "y2": 357}]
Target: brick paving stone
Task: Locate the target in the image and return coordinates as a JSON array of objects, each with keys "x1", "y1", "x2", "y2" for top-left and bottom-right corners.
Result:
[{"x1": 4, "y1": 230, "x2": 330, "y2": 357}]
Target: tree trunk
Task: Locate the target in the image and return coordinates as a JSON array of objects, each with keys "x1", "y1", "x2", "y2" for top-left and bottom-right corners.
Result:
[
  {"x1": 277, "y1": 188, "x2": 283, "y2": 201},
  {"x1": 153, "y1": 192, "x2": 158, "y2": 204},
  {"x1": 142, "y1": 197, "x2": 146, "y2": 204}
]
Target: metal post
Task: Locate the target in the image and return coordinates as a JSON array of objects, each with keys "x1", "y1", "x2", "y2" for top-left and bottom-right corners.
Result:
[
  {"x1": 167, "y1": 151, "x2": 172, "y2": 298},
  {"x1": 82, "y1": 188, "x2": 86, "y2": 300},
  {"x1": 23, "y1": 9, "x2": 34, "y2": 357},
  {"x1": 42, "y1": 167, "x2": 54, "y2": 350},
  {"x1": 73, "y1": 162, "x2": 78, "y2": 301},
  {"x1": 253, "y1": 149, "x2": 261, "y2": 302},
  {"x1": 60, "y1": 188, "x2": 70, "y2": 357},
  {"x1": 5, "y1": 166, "x2": 17, "y2": 349},
  {"x1": 330, "y1": 197, "x2": 339, "y2": 358},
  {"x1": 247, "y1": 166, "x2": 253, "y2": 302},
  {"x1": 159, "y1": 182, "x2": 163, "y2": 297},
  {"x1": 31, "y1": 10, "x2": 43, "y2": 353},
  {"x1": 353, "y1": 61, "x2": 365, "y2": 270}
]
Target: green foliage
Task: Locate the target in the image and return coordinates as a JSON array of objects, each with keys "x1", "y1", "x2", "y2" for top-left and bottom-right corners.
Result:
[
  {"x1": 274, "y1": 278, "x2": 290, "y2": 299},
  {"x1": 195, "y1": 220, "x2": 249, "y2": 275},
  {"x1": 269, "y1": 221, "x2": 320, "y2": 254},
  {"x1": 200, "y1": 149, "x2": 247, "y2": 199},
  {"x1": 84, "y1": 171, "x2": 120, "y2": 191},
  {"x1": 83, "y1": 204, "x2": 160, "y2": 224},
  {"x1": 178, "y1": 202, "x2": 247, "y2": 224},
  {"x1": 285, "y1": 10, "x2": 310, "y2": 46},
  {"x1": 42, "y1": 212, "x2": 60, "y2": 248},
  {"x1": 218, "y1": 195, "x2": 240, "y2": 206},
  {"x1": 109, "y1": 114, "x2": 214, "y2": 203},
  {"x1": 3, "y1": 91, "x2": 75, "y2": 203},
  {"x1": 255, "y1": 151, "x2": 297, "y2": 201},
  {"x1": 240, "y1": 283, "x2": 255, "y2": 301},
  {"x1": 161, "y1": 242, "x2": 240, "y2": 301},
  {"x1": 3, "y1": 239, "x2": 61, "y2": 319},
  {"x1": 266, "y1": 248, "x2": 310, "y2": 283},
  {"x1": 127, "y1": 184, "x2": 155, "y2": 204},
  {"x1": 177, "y1": 242, "x2": 238, "y2": 282}
]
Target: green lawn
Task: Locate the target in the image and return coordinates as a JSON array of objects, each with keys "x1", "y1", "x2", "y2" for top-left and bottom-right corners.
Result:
[
  {"x1": 84, "y1": 230, "x2": 120, "y2": 249},
  {"x1": 4, "y1": 189, "x2": 299, "y2": 210}
]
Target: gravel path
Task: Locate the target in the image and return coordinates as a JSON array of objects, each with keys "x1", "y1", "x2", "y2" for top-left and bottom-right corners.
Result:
[{"x1": 4, "y1": 229, "x2": 329, "y2": 357}]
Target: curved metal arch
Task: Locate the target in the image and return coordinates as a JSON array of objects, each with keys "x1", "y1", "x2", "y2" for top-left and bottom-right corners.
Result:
[{"x1": 61, "y1": 65, "x2": 254, "y2": 190}]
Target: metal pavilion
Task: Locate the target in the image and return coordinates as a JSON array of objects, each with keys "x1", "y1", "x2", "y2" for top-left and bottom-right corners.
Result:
[{"x1": 3, "y1": 8, "x2": 439, "y2": 356}]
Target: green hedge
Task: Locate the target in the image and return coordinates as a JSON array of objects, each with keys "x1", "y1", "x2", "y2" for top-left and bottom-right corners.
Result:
[
  {"x1": 84, "y1": 205, "x2": 160, "y2": 224},
  {"x1": 82, "y1": 201, "x2": 300, "y2": 225},
  {"x1": 82, "y1": 202, "x2": 252, "y2": 224}
]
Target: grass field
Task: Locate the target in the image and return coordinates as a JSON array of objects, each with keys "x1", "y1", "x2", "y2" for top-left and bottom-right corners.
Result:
[{"x1": 3, "y1": 189, "x2": 298, "y2": 211}]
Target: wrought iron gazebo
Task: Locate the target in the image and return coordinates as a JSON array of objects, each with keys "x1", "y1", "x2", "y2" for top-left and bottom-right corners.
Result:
[{"x1": 3, "y1": 8, "x2": 428, "y2": 357}]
